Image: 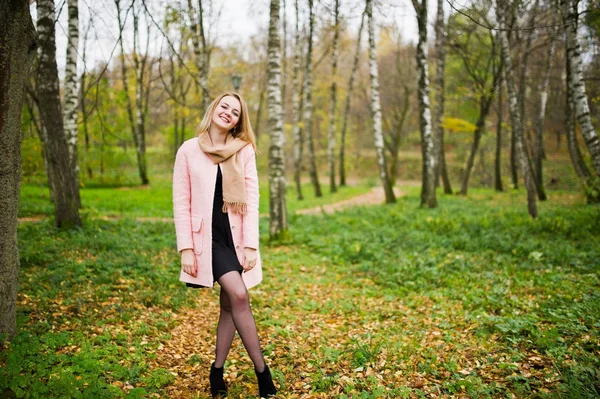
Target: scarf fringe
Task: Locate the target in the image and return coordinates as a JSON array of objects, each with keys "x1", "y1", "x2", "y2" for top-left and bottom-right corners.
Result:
[{"x1": 222, "y1": 201, "x2": 247, "y2": 215}]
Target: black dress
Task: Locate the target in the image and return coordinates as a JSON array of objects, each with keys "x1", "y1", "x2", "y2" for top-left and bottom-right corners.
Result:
[{"x1": 186, "y1": 165, "x2": 243, "y2": 288}]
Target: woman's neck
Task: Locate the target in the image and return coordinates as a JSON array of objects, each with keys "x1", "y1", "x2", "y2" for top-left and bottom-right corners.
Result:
[{"x1": 208, "y1": 126, "x2": 229, "y2": 147}]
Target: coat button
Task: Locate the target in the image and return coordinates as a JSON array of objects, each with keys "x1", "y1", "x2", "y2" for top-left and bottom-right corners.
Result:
[
  {"x1": 236, "y1": 245, "x2": 240, "y2": 249},
  {"x1": 231, "y1": 225, "x2": 235, "y2": 230}
]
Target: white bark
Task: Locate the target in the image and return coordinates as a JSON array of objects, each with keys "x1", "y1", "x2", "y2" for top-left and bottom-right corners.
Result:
[
  {"x1": 37, "y1": 0, "x2": 82, "y2": 227},
  {"x1": 63, "y1": 0, "x2": 80, "y2": 204},
  {"x1": 339, "y1": 10, "x2": 365, "y2": 187},
  {"x1": 497, "y1": 0, "x2": 537, "y2": 217},
  {"x1": 534, "y1": 38, "x2": 556, "y2": 194},
  {"x1": 327, "y1": 0, "x2": 340, "y2": 193},
  {"x1": 267, "y1": 0, "x2": 288, "y2": 237},
  {"x1": 434, "y1": 0, "x2": 451, "y2": 194},
  {"x1": 304, "y1": 0, "x2": 322, "y2": 197},
  {"x1": 412, "y1": 0, "x2": 436, "y2": 207},
  {"x1": 367, "y1": 0, "x2": 395, "y2": 203},
  {"x1": 563, "y1": 0, "x2": 600, "y2": 176},
  {"x1": 292, "y1": 0, "x2": 304, "y2": 199}
]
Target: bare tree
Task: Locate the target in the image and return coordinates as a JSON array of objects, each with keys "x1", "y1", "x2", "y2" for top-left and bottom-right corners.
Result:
[
  {"x1": 534, "y1": 37, "x2": 556, "y2": 200},
  {"x1": 63, "y1": 0, "x2": 80, "y2": 207},
  {"x1": 327, "y1": 0, "x2": 340, "y2": 193},
  {"x1": 434, "y1": 0, "x2": 452, "y2": 194},
  {"x1": 339, "y1": 10, "x2": 364, "y2": 187},
  {"x1": 304, "y1": 0, "x2": 322, "y2": 197},
  {"x1": 367, "y1": 0, "x2": 395, "y2": 203},
  {"x1": 447, "y1": 6, "x2": 502, "y2": 195},
  {"x1": 497, "y1": 0, "x2": 537, "y2": 218},
  {"x1": 37, "y1": 0, "x2": 82, "y2": 227},
  {"x1": 187, "y1": 0, "x2": 210, "y2": 111},
  {"x1": 115, "y1": 0, "x2": 150, "y2": 185},
  {"x1": 267, "y1": 0, "x2": 288, "y2": 237},
  {"x1": 495, "y1": 76, "x2": 504, "y2": 192},
  {"x1": 412, "y1": 0, "x2": 437, "y2": 207},
  {"x1": 562, "y1": 0, "x2": 600, "y2": 176},
  {"x1": 292, "y1": 0, "x2": 305, "y2": 199},
  {"x1": 0, "y1": 0, "x2": 37, "y2": 340}
]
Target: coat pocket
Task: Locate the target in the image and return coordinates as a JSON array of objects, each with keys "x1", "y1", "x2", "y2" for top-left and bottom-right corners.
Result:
[{"x1": 191, "y1": 215, "x2": 204, "y2": 255}]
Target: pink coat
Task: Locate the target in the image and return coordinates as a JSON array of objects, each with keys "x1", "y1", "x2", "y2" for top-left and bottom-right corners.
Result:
[{"x1": 173, "y1": 138, "x2": 262, "y2": 289}]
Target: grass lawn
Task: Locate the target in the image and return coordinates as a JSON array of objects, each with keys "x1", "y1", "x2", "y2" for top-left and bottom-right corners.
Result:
[{"x1": 2, "y1": 181, "x2": 599, "y2": 398}]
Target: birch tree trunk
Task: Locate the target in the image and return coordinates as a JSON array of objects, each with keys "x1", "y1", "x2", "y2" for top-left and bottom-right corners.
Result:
[
  {"x1": 434, "y1": 0, "x2": 451, "y2": 194},
  {"x1": 327, "y1": 0, "x2": 340, "y2": 193},
  {"x1": 292, "y1": 0, "x2": 304, "y2": 199},
  {"x1": 534, "y1": 39, "x2": 555, "y2": 200},
  {"x1": 132, "y1": 4, "x2": 149, "y2": 185},
  {"x1": 0, "y1": 0, "x2": 37, "y2": 341},
  {"x1": 37, "y1": 0, "x2": 82, "y2": 228},
  {"x1": 495, "y1": 77, "x2": 504, "y2": 192},
  {"x1": 267, "y1": 0, "x2": 288, "y2": 238},
  {"x1": 563, "y1": 0, "x2": 600, "y2": 175},
  {"x1": 339, "y1": 10, "x2": 365, "y2": 187},
  {"x1": 63, "y1": 0, "x2": 80, "y2": 207},
  {"x1": 497, "y1": 0, "x2": 537, "y2": 218},
  {"x1": 565, "y1": 39, "x2": 591, "y2": 179},
  {"x1": 304, "y1": 0, "x2": 322, "y2": 197},
  {"x1": 367, "y1": 0, "x2": 395, "y2": 203},
  {"x1": 282, "y1": 0, "x2": 288, "y2": 110},
  {"x1": 412, "y1": 0, "x2": 437, "y2": 207}
]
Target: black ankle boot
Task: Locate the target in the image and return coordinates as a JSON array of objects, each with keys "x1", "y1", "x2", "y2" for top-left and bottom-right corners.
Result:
[
  {"x1": 255, "y1": 364, "x2": 277, "y2": 398},
  {"x1": 210, "y1": 363, "x2": 227, "y2": 398}
]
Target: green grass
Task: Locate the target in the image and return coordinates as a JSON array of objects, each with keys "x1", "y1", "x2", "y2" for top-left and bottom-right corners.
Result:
[{"x1": 5, "y1": 151, "x2": 600, "y2": 397}]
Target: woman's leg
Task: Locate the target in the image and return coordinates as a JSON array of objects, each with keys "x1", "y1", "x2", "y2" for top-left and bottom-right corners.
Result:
[
  {"x1": 214, "y1": 289, "x2": 236, "y2": 368},
  {"x1": 217, "y1": 271, "x2": 266, "y2": 372}
]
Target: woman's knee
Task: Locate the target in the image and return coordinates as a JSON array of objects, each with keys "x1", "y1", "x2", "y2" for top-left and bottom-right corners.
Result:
[{"x1": 228, "y1": 288, "x2": 249, "y2": 308}]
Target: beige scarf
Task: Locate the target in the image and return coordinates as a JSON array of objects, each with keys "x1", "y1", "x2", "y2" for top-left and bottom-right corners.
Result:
[{"x1": 198, "y1": 132, "x2": 248, "y2": 214}]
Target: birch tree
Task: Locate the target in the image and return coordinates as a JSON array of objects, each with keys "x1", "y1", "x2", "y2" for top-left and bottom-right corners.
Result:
[
  {"x1": 534, "y1": 37, "x2": 556, "y2": 201},
  {"x1": 495, "y1": 76, "x2": 504, "y2": 192},
  {"x1": 562, "y1": 0, "x2": 600, "y2": 176},
  {"x1": 187, "y1": 0, "x2": 210, "y2": 111},
  {"x1": 565, "y1": 39, "x2": 591, "y2": 180},
  {"x1": 496, "y1": 0, "x2": 537, "y2": 217},
  {"x1": 267, "y1": 0, "x2": 288, "y2": 237},
  {"x1": 63, "y1": 0, "x2": 80, "y2": 207},
  {"x1": 434, "y1": 0, "x2": 451, "y2": 194},
  {"x1": 367, "y1": 0, "x2": 395, "y2": 203},
  {"x1": 292, "y1": 0, "x2": 305, "y2": 199},
  {"x1": 327, "y1": 0, "x2": 340, "y2": 193},
  {"x1": 412, "y1": 0, "x2": 437, "y2": 207},
  {"x1": 37, "y1": 0, "x2": 82, "y2": 227},
  {"x1": 0, "y1": 0, "x2": 37, "y2": 340},
  {"x1": 304, "y1": 0, "x2": 322, "y2": 197},
  {"x1": 339, "y1": 10, "x2": 365, "y2": 187}
]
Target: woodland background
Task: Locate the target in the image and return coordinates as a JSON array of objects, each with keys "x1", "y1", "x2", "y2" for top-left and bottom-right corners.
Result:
[{"x1": 1, "y1": 0, "x2": 599, "y2": 397}]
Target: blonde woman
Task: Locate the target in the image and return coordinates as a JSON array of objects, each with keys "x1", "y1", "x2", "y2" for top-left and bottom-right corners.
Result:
[{"x1": 173, "y1": 93, "x2": 276, "y2": 398}]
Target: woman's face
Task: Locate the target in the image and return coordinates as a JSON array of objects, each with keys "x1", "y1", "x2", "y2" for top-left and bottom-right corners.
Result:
[{"x1": 212, "y1": 95, "x2": 241, "y2": 133}]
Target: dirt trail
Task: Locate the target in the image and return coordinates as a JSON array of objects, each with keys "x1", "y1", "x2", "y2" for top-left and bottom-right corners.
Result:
[{"x1": 295, "y1": 186, "x2": 405, "y2": 216}]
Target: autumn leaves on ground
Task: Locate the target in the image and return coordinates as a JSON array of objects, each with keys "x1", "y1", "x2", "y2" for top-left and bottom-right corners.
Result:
[{"x1": 3, "y1": 182, "x2": 599, "y2": 398}]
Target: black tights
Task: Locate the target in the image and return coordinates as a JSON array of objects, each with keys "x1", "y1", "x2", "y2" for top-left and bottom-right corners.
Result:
[{"x1": 213, "y1": 271, "x2": 266, "y2": 372}]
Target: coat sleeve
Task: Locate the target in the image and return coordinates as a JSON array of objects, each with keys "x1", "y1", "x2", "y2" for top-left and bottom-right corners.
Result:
[
  {"x1": 243, "y1": 145, "x2": 260, "y2": 249},
  {"x1": 173, "y1": 145, "x2": 193, "y2": 252}
]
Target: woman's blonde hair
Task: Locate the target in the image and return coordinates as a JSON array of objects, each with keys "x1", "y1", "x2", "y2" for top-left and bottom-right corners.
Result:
[{"x1": 195, "y1": 92, "x2": 257, "y2": 149}]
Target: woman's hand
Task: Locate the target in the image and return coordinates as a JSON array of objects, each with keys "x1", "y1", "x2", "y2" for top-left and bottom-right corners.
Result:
[
  {"x1": 242, "y1": 247, "x2": 257, "y2": 272},
  {"x1": 181, "y1": 249, "x2": 197, "y2": 277}
]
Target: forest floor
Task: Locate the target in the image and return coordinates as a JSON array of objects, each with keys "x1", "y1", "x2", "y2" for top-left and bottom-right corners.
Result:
[{"x1": 4, "y1": 181, "x2": 599, "y2": 399}]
